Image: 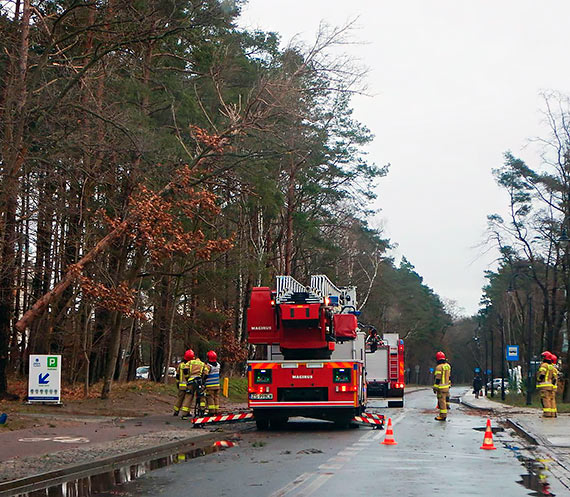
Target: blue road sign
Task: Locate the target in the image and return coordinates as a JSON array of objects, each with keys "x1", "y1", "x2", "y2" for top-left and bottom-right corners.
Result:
[
  {"x1": 474, "y1": 367, "x2": 481, "y2": 373},
  {"x1": 506, "y1": 345, "x2": 519, "y2": 361},
  {"x1": 486, "y1": 369, "x2": 492, "y2": 375},
  {"x1": 429, "y1": 367, "x2": 434, "y2": 373},
  {"x1": 39, "y1": 373, "x2": 50, "y2": 385}
]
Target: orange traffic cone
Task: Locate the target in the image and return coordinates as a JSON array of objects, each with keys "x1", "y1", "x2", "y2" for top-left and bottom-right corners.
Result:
[
  {"x1": 480, "y1": 418, "x2": 496, "y2": 450},
  {"x1": 381, "y1": 417, "x2": 398, "y2": 445}
]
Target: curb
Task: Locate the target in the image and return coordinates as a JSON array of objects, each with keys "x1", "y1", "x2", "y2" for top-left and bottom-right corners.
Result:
[
  {"x1": 504, "y1": 417, "x2": 540, "y2": 445},
  {"x1": 505, "y1": 418, "x2": 570, "y2": 491},
  {"x1": 0, "y1": 424, "x2": 252, "y2": 497},
  {"x1": 404, "y1": 387, "x2": 429, "y2": 394},
  {"x1": 459, "y1": 396, "x2": 495, "y2": 412}
]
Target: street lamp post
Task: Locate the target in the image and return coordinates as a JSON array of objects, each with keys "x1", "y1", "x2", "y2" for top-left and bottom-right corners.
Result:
[
  {"x1": 526, "y1": 296, "x2": 533, "y2": 406},
  {"x1": 490, "y1": 326, "x2": 495, "y2": 398},
  {"x1": 484, "y1": 328, "x2": 488, "y2": 397},
  {"x1": 500, "y1": 317, "x2": 505, "y2": 401}
]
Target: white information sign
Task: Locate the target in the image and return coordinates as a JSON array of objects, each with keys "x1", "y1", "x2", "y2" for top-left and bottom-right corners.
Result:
[{"x1": 28, "y1": 354, "x2": 62, "y2": 403}]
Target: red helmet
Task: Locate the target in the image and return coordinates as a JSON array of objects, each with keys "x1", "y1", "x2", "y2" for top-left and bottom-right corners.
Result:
[
  {"x1": 436, "y1": 351, "x2": 446, "y2": 361},
  {"x1": 541, "y1": 351, "x2": 551, "y2": 360},
  {"x1": 184, "y1": 349, "x2": 195, "y2": 361},
  {"x1": 207, "y1": 350, "x2": 217, "y2": 362},
  {"x1": 550, "y1": 353, "x2": 558, "y2": 363}
]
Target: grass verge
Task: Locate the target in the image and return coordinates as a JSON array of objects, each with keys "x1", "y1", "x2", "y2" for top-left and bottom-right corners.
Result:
[
  {"x1": 226, "y1": 377, "x2": 248, "y2": 403},
  {"x1": 489, "y1": 391, "x2": 570, "y2": 413}
]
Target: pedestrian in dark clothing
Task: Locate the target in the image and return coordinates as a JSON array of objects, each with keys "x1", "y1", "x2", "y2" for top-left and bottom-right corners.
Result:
[{"x1": 473, "y1": 374, "x2": 483, "y2": 399}]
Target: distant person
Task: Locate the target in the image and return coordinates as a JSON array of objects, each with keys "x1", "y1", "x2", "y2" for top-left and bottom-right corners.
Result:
[
  {"x1": 433, "y1": 351, "x2": 451, "y2": 421},
  {"x1": 184, "y1": 352, "x2": 208, "y2": 419},
  {"x1": 173, "y1": 349, "x2": 193, "y2": 417},
  {"x1": 536, "y1": 351, "x2": 555, "y2": 418},
  {"x1": 204, "y1": 350, "x2": 221, "y2": 415},
  {"x1": 473, "y1": 373, "x2": 483, "y2": 399},
  {"x1": 549, "y1": 353, "x2": 559, "y2": 418},
  {"x1": 367, "y1": 328, "x2": 380, "y2": 353}
]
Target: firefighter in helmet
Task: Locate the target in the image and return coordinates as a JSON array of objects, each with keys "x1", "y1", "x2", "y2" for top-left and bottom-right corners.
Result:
[
  {"x1": 549, "y1": 353, "x2": 559, "y2": 418},
  {"x1": 433, "y1": 351, "x2": 451, "y2": 421},
  {"x1": 537, "y1": 351, "x2": 555, "y2": 417},
  {"x1": 204, "y1": 350, "x2": 221, "y2": 415},
  {"x1": 173, "y1": 349, "x2": 194, "y2": 416},
  {"x1": 366, "y1": 328, "x2": 380, "y2": 353},
  {"x1": 183, "y1": 351, "x2": 208, "y2": 420}
]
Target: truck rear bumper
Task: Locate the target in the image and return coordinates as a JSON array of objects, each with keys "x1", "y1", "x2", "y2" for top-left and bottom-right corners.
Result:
[
  {"x1": 252, "y1": 406, "x2": 362, "y2": 422},
  {"x1": 367, "y1": 383, "x2": 404, "y2": 398}
]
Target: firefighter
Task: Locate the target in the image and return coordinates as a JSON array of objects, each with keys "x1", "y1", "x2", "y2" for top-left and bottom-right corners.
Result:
[
  {"x1": 205, "y1": 350, "x2": 221, "y2": 415},
  {"x1": 549, "y1": 353, "x2": 559, "y2": 418},
  {"x1": 173, "y1": 349, "x2": 194, "y2": 416},
  {"x1": 181, "y1": 352, "x2": 208, "y2": 420},
  {"x1": 366, "y1": 328, "x2": 380, "y2": 353},
  {"x1": 536, "y1": 351, "x2": 554, "y2": 418},
  {"x1": 433, "y1": 351, "x2": 451, "y2": 421}
]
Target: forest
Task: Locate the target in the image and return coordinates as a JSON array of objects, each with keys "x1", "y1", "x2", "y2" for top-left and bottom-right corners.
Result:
[{"x1": 1, "y1": 1, "x2": 568, "y2": 401}]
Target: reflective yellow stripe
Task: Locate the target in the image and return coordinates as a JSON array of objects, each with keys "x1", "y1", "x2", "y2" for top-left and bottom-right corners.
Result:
[
  {"x1": 181, "y1": 407, "x2": 190, "y2": 412},
  {"x1": 173, "y1": 406, "x2": 179, "y2": 411},
  {"x1": 543, "y1": 408, "x2": 556, "y2": 412},
  {"x1": 440, "y1": 409, "x2": 448, "y2": 413},
  {"x1": 537, "y1": 383, "x2": 554, "y2": 388}
]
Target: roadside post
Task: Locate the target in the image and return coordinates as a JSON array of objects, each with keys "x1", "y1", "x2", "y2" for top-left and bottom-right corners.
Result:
[
  {"x1": 28, "y1": 355, "x2": 62, "y2": 404},
  {"x1": 222, "y1": 377, "x2": 229, "y2": 397},
  {"x1": 505, "y1": 345, "x2": 519, "y2": 401}
]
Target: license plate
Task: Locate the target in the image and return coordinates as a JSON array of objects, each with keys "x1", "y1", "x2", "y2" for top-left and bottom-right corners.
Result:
[{"x1": 249, "y1": 393, "x2": 273, "y2": 400}]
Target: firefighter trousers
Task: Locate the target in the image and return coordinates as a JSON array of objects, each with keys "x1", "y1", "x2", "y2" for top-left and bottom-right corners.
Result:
[
  {"x1": 174, "y1": 387, "x2": 186, "y2": 413},
  {"x1": 436, "y1": 389, "x2": 449, "y2": 419},
  {"x1": 174, "y1": 385, "x2": 196, "y2": 418},
  {"x1": 547, "y1": 389, "x2": 557, "y2": 417},
  {"x1": 539, "y1": 388, "x2": 555, "y2": 417},
  {"x1": 206, "y1": 386, "x2": 220, "y2": 414}
]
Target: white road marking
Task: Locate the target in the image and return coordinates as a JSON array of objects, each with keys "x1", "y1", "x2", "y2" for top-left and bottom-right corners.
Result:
[
  {"x1": 328, "y1": 456, "x2": 349, "y2": 464},
  {"x1": 359, "y1": 431, "x2": 377, "y2": 441},
  {"x1": 318, "y1": 463, "x2": 343, "y2": 470},
  {"x1": 301, "y1": 473, "x2": 334, "y2": 496},
  {"x1": 269, "y1": 472, "x2": 314, "y2": 497},
  {"x1": 18, "y1": 436, "x2": 90, "y2": 443}
]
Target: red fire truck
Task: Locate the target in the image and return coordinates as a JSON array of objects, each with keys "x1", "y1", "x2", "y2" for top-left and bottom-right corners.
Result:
[
  {"x1": 246, "y1": 275, "x2": 367, "y2": 429},
  {"x1": 365, "y1": 332, "x2": 405, "y2": 407}
]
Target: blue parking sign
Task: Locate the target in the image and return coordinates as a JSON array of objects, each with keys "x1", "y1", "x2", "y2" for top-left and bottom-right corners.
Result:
[{"x1": 506, "y1": 345, "x2": 519, "y2": 361}]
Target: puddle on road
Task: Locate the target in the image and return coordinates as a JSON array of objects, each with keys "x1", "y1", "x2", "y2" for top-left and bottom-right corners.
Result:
[
  {"x1": 13, "y1": 445, "x2": 228, "y2": 497},
  {"x1": 516, "y1": 456, "x2": 556, "y2": 496}
]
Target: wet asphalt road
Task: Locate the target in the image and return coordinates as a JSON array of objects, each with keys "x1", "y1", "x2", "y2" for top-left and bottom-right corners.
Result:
[{"x1": 104, "y1": 388, "x2": 566, "y2": 497}]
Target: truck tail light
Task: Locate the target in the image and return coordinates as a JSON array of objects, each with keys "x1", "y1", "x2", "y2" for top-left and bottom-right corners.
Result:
[
  {"x1": 335, "y1": 385, "x2": 358, "y2": 392},
  {"x1": 248, "y1": 385, "x2": 271, "y2": 393}
]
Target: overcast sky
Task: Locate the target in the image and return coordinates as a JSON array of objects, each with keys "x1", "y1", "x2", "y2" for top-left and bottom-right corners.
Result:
[{"x1": 238, "y1": 1, "x2": 570, "y2": 316}]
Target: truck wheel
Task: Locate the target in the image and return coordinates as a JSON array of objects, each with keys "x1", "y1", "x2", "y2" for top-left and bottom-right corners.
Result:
[
  {"x1": 333, "y1": 418, "x2": 351, "y2": 429},
  {"x1": 255, "y1": 418, "x2": 269, "y2": 430},
  {"x1": 269, "y1": 416, "x2": 288, "y2": 429}
]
